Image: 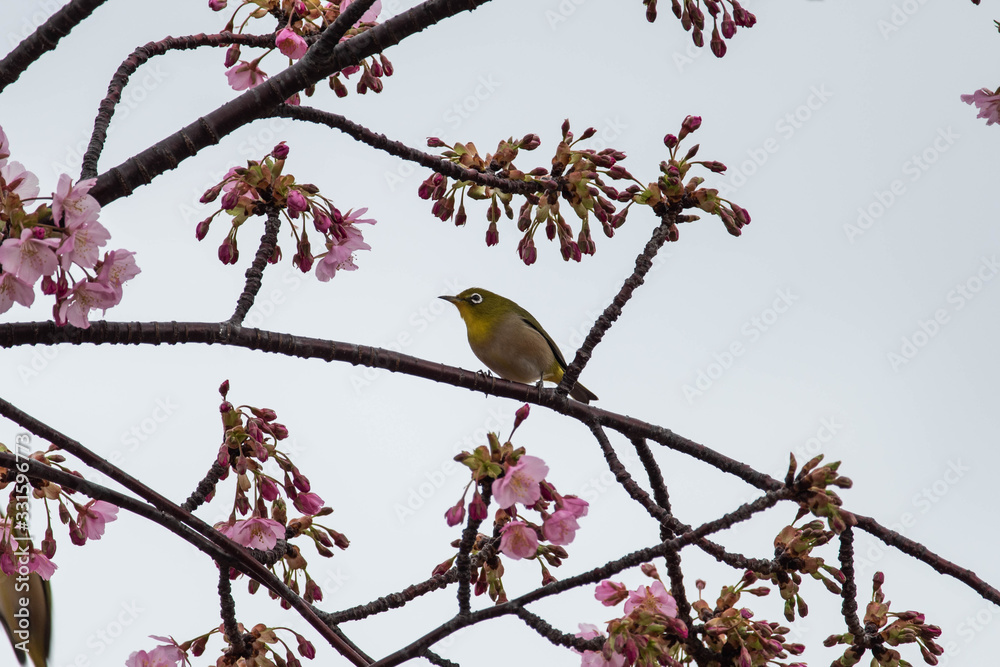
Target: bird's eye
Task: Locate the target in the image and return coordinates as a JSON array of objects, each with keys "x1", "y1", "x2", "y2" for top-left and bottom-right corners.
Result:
[{"x1": 468, "y1": 293, "x2": 483, "y2": 305}]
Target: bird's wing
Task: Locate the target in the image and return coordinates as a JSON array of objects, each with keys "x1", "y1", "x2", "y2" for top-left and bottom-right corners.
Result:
[{"x1": 519, "y1": 315, "x2": 569, "y2": 370}]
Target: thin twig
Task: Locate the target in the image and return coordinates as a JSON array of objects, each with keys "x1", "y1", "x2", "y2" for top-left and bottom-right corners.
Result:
[{"x1": 230, "y1": 205, "x2": 281, "y2": 324}]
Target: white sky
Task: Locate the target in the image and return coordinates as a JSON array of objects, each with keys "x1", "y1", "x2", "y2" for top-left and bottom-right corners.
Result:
[{"x1": 3, "y1": 0, "x2": 1000, "y2": 665}]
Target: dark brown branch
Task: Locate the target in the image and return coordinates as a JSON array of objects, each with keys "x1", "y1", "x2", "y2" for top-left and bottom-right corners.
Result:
[
  {"x1": 854, "y1": 513, "x2": 1000, "y2": 606},
  {"x1": 557, "y1": 212, "x2": 674, "y2": 399},
  {"x1": 230, "y1": 205, "x2": 281, "y2": 325},
  {"x1": 838, "y1": 528, "x2": 864, "y2": 638},
  {"x1": 630, "y1": 436, "x2": 673, "y2": 540},
  {"x1": 0, "y1": 0, "x2": 108, "y2": 92},
  {"x1": 0, "y1": 398, "x2": 371, "y2": 666},
  {"x1": 218, "y1": 561, "x2": 250, "y2": 658},
  {"x1": 509, "y1": 603, "x2": 603, "y2": 652},
  {"x1": 421, "y1": 649, "x2": 459, "y2": 667},
  {"x1": 87, "y1": 0, "x2": 494, "y2": 207},
  {"x1": 457, "y1": 480, "x2": 491, "y2": 615},
  {"x1": 270, "y1": 104, "x2": 546, "y2": 195},
  {"x1": 81, "y1": 32, "x2": 278, "y2": 179},
  {"x1": 182, "y1": 460, "x2": 228, "y2": 513}
]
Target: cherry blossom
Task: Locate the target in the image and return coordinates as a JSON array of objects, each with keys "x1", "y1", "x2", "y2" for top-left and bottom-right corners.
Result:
[
  {"x1": 0, "y1": 271, "x2": 34, "y2": 313},
  {"x1": 77, "y1": 499, "x2": 119, "y2": 540},
  {"x1": 277, "y1": 28, "x2": 308, "y2": 60},
  {"x1": 492, "y1": 455, "x2": 549, "y2": 509},
  {"x1": 225, "y1": 60, "x2": 268, "y2": 91},
  {"x1": 499, "y1": 520, "x2": 538, "y2": 560},
  {"x1": 0, "y1": 228, "x2": 59, "y2": 284},
  {"x1": 52, "y1": 174, "x2": 100, "y2": 226}
]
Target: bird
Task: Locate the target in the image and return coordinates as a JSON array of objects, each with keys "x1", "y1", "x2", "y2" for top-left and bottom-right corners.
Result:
[
  {"x1": 0, "y1": 571, "x2": 51, "y2": 667},
  {"x1": 440, "y1": 288, "x2": 598, "y2": 403}
]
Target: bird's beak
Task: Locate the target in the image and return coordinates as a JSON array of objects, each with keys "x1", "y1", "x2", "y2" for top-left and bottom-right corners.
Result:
[{"x1": 439, "y1": 295, "x2": 460, "y2": 304}]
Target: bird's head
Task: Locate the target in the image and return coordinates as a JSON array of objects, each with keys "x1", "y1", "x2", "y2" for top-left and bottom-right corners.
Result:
[{"x1": 439, "y1": 288, "x2": 509, "y2": 325}]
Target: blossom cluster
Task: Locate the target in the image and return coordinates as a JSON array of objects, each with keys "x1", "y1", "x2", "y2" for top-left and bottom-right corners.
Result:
[
  {"x1": 642, "y1": 0, "x2": 757, "y2": 58},
  {"x1": 577, "y1": 566, "x2": 689, "y2": 667},
  {"x1": 197, "y1": 143, "x2": 375, "y2": 281},
  {"x1": 419, "y1": 116, "x2": 751, "y2": 265},
  {"x1": 128, "y1": 381, "x2": 341, "y2": 665},
  {"x1": 212, "y1": 0, "x2": 392, "y2": 99},
  {"x1": 0, "y1": 442, "x2": 119, "y2": 583},
  {"x1": 961, "y1": 87, "x2": 1000, "y2": 126},
  {"x1": 127, "y1": 623, "x2": 316, "y2": 667},
  {"x1": 0, "y1": 125, "x2": 140, "y2": 327},
  {"x1": 441, "y1": 405, "x2": 590, "y2": 599}
]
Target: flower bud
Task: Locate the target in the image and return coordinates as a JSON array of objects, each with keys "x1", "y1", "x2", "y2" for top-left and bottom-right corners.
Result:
[
  {"x1": 272, "y1": 142, "x2": 289, "y2": 159},
  {"x1": 711, "y1": 25, "x2": 727, "y2": 58},
  {"x1": 379, "y1": 54, "x2": 394, "y2": 76},
  {"x1": 485, "y1": 221, "x2": 499, "y2": 246},
  {"x1": 224, "y1": 43, "x2": 240, "y2": 67}
]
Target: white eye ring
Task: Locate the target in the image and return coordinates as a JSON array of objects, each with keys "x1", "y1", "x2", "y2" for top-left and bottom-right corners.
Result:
[{"x1": 469, "y1": 293, "x2": 483, "y2": 304}]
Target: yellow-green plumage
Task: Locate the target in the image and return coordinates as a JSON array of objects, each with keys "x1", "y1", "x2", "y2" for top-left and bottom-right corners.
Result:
[{"x1": 440, "y1": 288, "x2": 598, "y2": 403}]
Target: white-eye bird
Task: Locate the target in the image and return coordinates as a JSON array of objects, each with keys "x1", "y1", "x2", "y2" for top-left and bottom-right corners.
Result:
[
  {"x1": 440, "y1": 288, "x2": 598, "y2": 403},
  {"x1": 0, "y1": 570, "x2": 51, "y2": 667}
]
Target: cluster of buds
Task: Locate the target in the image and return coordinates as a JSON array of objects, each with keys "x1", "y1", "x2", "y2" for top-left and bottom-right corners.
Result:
[
  {"x1": 784, "y1": 453, "x2": 856, "y2": 534},
  {"x1": 419, "y1": 116, "x2": 751, "y2": 264},
  {"x1": 126, "y1": 622, "x2": 316, "y2": 667},
  {"x1": 642, "y1": 0, "x2": 757, "y2": 57},
  {"x1": 579, "y1": 564, "x2": 689, "y2": 666},
  {"x1": 645, "y1": 114, "x2": 751, "y2": 239},
  {"x1": 0, "y1": 125, "x2": 140, "y2": 328},
  {"x1": 768, "y1": 521, "x2": 845, "y2": 622},
  {"x1": 439, "y1": 405, "x2": 590, "y2": 596},
  {"x1": 0, "y1": 442, "x2": 119, "y2": 583},
  {"x1": 418, "y1": 122, "x2": 633, "y2": 265},
  {"x1": 213, "y1": 380, "x2": 348, "y2": 604},
  {"x1": 197, "y1": 143, "x2": 376, "y2": 281},
  {"x1": 824, "y1": 572, "x2": 944, "y2": 667},
  {"x1": 212, "y1": 0, "x2": 392, "y2": 99},
  {"x1": 691, "y1": 574, "x2": 805, "y2": 666}
]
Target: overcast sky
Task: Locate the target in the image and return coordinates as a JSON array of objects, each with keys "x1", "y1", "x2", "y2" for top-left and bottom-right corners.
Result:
[{"x1": 3, "y1": 1, "x2": 1000, "y2": 665}]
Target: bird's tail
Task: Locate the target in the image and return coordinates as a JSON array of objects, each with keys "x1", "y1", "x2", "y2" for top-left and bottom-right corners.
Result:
[{"x1": 569, "y1": 381, "x2": 598, "y2": 404}]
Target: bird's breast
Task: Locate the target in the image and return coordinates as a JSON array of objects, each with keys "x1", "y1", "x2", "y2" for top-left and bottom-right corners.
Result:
[{"x1": 466, "y1": 314, "x2": 560, "y2": 384}]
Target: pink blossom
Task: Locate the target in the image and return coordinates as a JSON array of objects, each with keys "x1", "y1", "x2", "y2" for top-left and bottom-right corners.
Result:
[
  {"x1": 0, "y1": 228, "x2": 60, "y2": 284},
  {"x1": 0, "y1": 125, "x2": 9, "y2": 163},
  {"x1": 225, "y1": 60, "x2": 268, "y2": 91},
  {"x1": 624, "y1": 580, "x2": 677, "y2": 617},
  {"x1": 276, "y1": 28, "x2": 308, "y2": 59},
  {"x1": 57, "y1": 218, "x2": 111, "y2": 270},
  {"x1": 0, "y1": 161, "x2": 39, "y2": 200},
  {"x1": 125, "y1": 643, "x2": 185, "y2": 667},
  {"x1": 219, "y1": 517, "x2": 285, "y2": 549},
  {"x1": 340, "y1": 0, "x2": 382, "y2": 24},
  {"x1": 341, "y1": 207, "x2": 376, "y2": 225},
  {"x1": 542, "y1": 509, "x2": 579, "y2": 546},
  {"x1": 293, "y1": 491, "x2": 325, "y2": 515},
  {"x1": 96, "y1": 249, "x2": 141, "y2": 304},
  {"x1": 56, "y1": 280, "x2": 116, "y2": 328},
  {"x1": 492, "y1": 455, "x2": 549, "y2": 509},
  {"x1": 961, "y1": 87, "x2": 1000, "y2": 126},
  {"x1": 315, "y1": 226, "x2": 371, "y2": 281},
  {"x1": 499, "y1": 520, "x2": 538, "y2": 560},
  {"x1": 78, "y1": 499, "x2": 119, "y2": 540},
  {"x1": 0, "y1": 271, "x2": 34, "y2": 313},
  {"x1": 52, "y1": 174, "x2": 100, "y2": 226},
  {"x1": 594, "y1": 580, "x2": 628, "y2": 606},
  {"x1": 574, "y1": 624, "x2": 623, "y2": 667},
  {"x1": 561, "y1": 495, "x2": 589, "y2": 519},
  {"x1": 0, "y1": 547, "x2": 57, "y2": 580}
]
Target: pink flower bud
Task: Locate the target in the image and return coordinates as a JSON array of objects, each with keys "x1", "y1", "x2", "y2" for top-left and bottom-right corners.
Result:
[
  {"x1": 224, "y1": 43, "x2": 240, "y2": 68},
  {"x1": 710, "y1": 25, "x2": 727, "y2": 58},
  {"x1": 513, "y1": 404, "x2": 530, "y2": 429},
  {"x1": 445, "y1": 498, "x2": 466, "y2": 526},
  {"x1": 287, "y1": 189, "x2": 309, "y2": 215},
  {"x1": 663, "y1": 133, "x2": 678, "y2": 149},
  {"x1": 485, "y1": 221, "x2": 499, "y2": 246},
  {"x1": 379, "y1": 54, "x2": 393, "y2": 76},
  {"x1": 209, "y1": 0, "x2": 227, "y2": 11},
  {"x1": 330, "y1": 75, "x2": 348, "y2": 97},
  {"x1": 469, "y1": 491, "x2": 487, "y2": 521},
  {"x1": 520, "y1": 133, "x2": 541, "y2": 150},
  {"x1": 272, "y1": 142, "x2": 289, "y2": 159},
  {"x1": 218, "y1": 237, "x2": 238, "y2": 265},
  {"x1": 195, "y1": 217, "x2": 212, "y2": 241}
]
